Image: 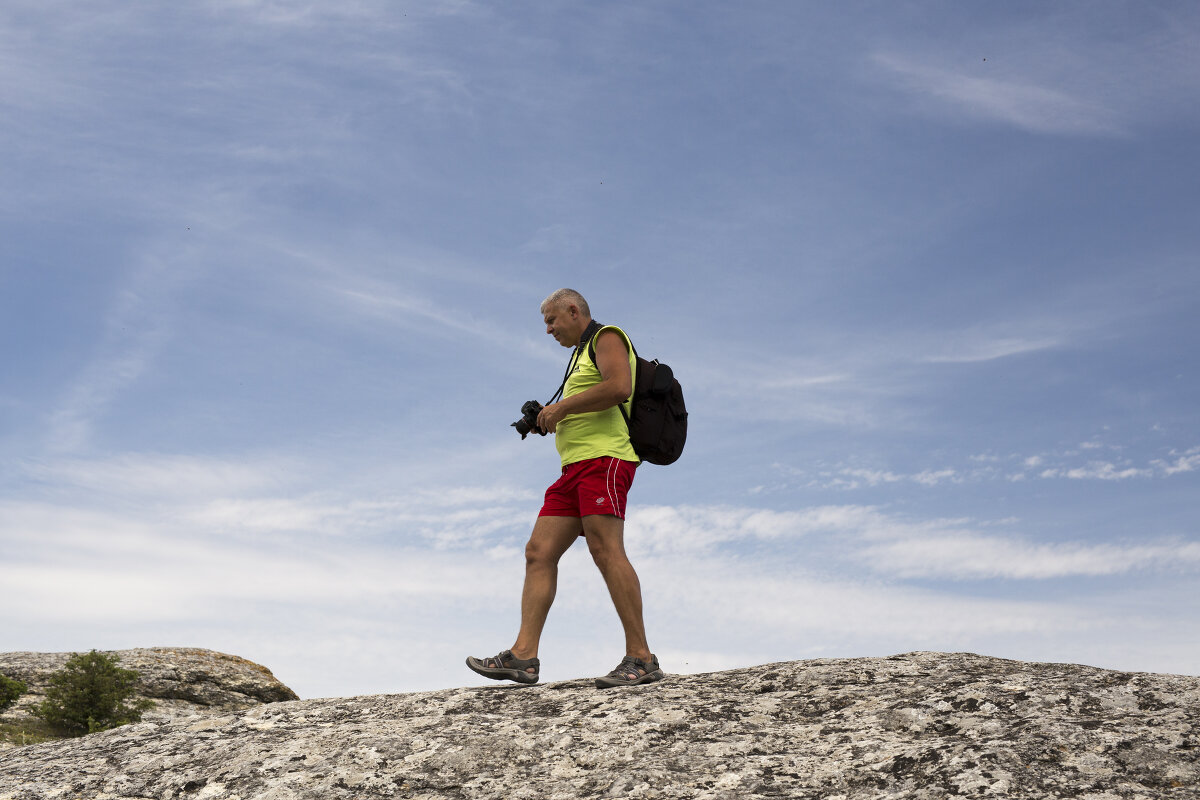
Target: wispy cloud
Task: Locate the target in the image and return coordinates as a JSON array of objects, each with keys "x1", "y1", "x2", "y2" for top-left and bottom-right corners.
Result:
[
  {"x1": 1039, "y1": 462, "x2": 1153, "y2": 481},
  {"x1": 47, "y1": 338, "x2": 165, "y2": 453},
  {"x1": 786, "y1": 440, "x2": 1200, "y2": 491},
  {"x1": 0, "y1": 501, "x2": 489, "y2": 622},
  {"x1": 811, "y1": 467, "x2": 962, "y2": 490},
  {"x1": 1153, "y1": 447, "x2": 1200, "y2": 476},
  {"x1": 627, "y1": 504, "x2": 855, "y2": 555},
  {"x1": 632, "y1": 502, "x2": 1200, "y2": 582},
  {"x1": 4, "y1": 450, "x2": 1198, "y2": 693},
  {"x1": 697, "y1": 355, "x2": 896, "y2": 428},
  {"x1": 22, "y1": 453, "x2": 291, "y2": 499},
  {"x1": 702, "y1": 315, "x2": 1083, "y2": 428},
  {"x1": 920, "y1": 335, "x2": 1064, "y2": 364},
  {"x1": 858, "y1": 529, "x2": 1200, "y2": 581},
  {"x1": 44, "y1": 255, "x2": 193, "y2": 453},
  {"x1": 5, "y1": 488, "x2": 1130, "y2": 689},
  {"x1": 874, "y1": 53, "x2": 1124, "y2": 136},
  {"x1": 332, "y1": 283, "x2": 555, "y2": 364}
]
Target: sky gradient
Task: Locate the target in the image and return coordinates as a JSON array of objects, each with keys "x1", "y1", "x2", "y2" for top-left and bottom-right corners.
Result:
[{"x1": 3, "y1": 1, "x2": 1199, "y2": 699}]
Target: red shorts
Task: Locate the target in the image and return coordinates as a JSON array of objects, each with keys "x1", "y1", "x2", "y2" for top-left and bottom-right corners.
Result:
[{"x1": 539, "y1": 456, "x2": 638, "y2": 520}]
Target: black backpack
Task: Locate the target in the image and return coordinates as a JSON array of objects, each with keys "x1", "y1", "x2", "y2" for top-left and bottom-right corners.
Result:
[{"x1": 587, "y1": 330, "x2": 688, "y2": 466}]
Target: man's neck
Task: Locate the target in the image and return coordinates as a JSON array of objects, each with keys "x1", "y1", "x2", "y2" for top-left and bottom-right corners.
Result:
[{"x1": 578, "y1": 319, "x2": 602, "y2": 348}]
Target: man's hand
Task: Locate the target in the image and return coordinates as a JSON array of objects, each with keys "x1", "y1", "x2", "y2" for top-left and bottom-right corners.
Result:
[
  {"x1": 537, "y1": 402, "x2": 568, "y2": 433},
  {"x1": 537, "y1": 330, "x2": 632, "y2": 435}
]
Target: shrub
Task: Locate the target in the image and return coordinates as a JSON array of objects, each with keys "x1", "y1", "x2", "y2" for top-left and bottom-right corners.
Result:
[
  {"x1": 0, "y1": 673, "x2": 27, "y2": 712},
  {"x1": 32, "y1": 650, "x2": 152, "y2": 736}
]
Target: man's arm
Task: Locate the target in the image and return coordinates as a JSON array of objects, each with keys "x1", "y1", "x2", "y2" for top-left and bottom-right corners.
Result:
[{"x1": 537, "y1": 330, "x2": 632, "y2": 433}]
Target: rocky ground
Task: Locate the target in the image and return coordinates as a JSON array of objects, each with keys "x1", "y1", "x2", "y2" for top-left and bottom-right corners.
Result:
[
  {"x1": 0, "y1": 647, "x2": 299, "y2": 749},
  {"x1": 1, "y1": 651, "x2": 1197, "y2": 799}
]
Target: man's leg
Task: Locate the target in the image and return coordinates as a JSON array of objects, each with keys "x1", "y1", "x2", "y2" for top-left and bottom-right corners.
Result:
[
  {"x1": 510, "y1": 515, "x2": 582, "y2": 662},
  {"x1": 582, "y1": 514, "x2": 652, "y2": 662}
]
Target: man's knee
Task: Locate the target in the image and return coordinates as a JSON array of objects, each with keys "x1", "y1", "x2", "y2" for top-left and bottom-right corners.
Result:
[
  {"x1": 584, "y1": 521, "x2": 627, "y2": 571},
  {"x1": 525, "y1": 537, "x2": 555, "y2": 567},
  {"x1": 585, "y1": 537, "x2": 610, "y2": 568},
  {"x1": 525, "y1": 516, "x2": 582, "y2": 567},
  {"x1": 526, "y1": 533, "x2": 571, "y2": 567}
]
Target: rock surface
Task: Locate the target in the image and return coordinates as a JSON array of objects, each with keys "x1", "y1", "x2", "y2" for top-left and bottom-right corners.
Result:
[
  {"x1": 1, "y1": 651, "x2": 1198, "y2": 799},
  {"x1": 0, "y1": 647, "x2": 299, "y2": 739}
]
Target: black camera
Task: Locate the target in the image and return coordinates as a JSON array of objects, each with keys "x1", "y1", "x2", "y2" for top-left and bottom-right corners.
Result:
[{"x1": 511, "y1": 400, "x2": 546, "y2": 439}]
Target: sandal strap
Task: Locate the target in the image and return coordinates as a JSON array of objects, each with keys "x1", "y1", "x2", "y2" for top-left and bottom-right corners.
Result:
[
  {"x1": 487, "y1": 649, "x2": 540, "y2": 671},
  {"x1": 607, "y1": 654, "x2": 656, "y2": 678}
]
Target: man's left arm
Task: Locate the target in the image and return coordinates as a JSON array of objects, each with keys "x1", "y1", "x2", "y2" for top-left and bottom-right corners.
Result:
[{"x1": 537, "y1": 331, "x2": 632, "y2": 433}]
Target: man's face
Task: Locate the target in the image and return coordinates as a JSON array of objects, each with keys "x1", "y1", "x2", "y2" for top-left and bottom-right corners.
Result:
[{"x1": 543, "y1": 303, "x2": 580, "y2": 348}]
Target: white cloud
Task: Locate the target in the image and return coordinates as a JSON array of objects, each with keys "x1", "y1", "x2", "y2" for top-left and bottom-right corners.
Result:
[
  {"x1": 635, "y1": 500, "x2": 1200, "y2": 583},
  {"x1": 40, "y1": 246, "x2": 206, "y2": 453},
  {"x1": 859, "y1": 532, "x2": 1200, "y2": 581},
  {"x1": 805, "y1": 466, "x2": 962, "y2": 491},
  {"x1": 1041, "y1": 461, "x2": 1153, "y2": 481},
  {"x1": 634, "y1": 503, "x2": 1198, "y2": 581},
  {"x1": 686, "y1": 345, "x2": 901, "y2": 429},
  {"x1": 22, "y1": 453, "x2": 292, "y2": 499},
  {"x1": 701, "y1": 320, "x2": 1077, "y2": 430},
  {"x1": 921, "y1": 335, "x2": 1064, "y2": 364},
  {"x1": 46, "y1": 328, "x2": 172, "y2": 453},
  {"x1": 5, "y1": 459, "x2": 1199, "y2": 695},
  {"x1": 789, "y1": 441, "x2": 1200, "y2": 493},
  {"x1": 641, "y1": 556, "x2": 1089, "y2": 656},
  {"x1": 874, "y1": 53, "x2": 1124, "y2": 136},
  {"x1": 1154, "y1": 448, "x2": 1200, "y2": 476},
  {"x1": 297, "y1": 253, "x2": 556, "y2": 363},
  {"x1": 201, "y1": 0, "x2": 377, "y2": 27},
  {"x1": 626, "y1": 504, "x2": 847, "y2": 555},
  {"x1": 912, "y1": 469, "x2": 958, "y2": 487},
  {"x1": 759, "y1": 373, "x2": 854, "y2": 390},
  {"x1": 837, "y1": 468, "x2": 904, "y2": 487},
  {"x1": 0, "y1": 496, "x2": 498, "y2": 623}
]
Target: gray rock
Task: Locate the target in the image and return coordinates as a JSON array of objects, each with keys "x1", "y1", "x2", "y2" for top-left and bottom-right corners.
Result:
[
  {"x1": 1, "y1": 651, "x2": 1197, "y2": 799},
  {"x1": 0, "y1": 647, "x2": 299, "y2": 736}
]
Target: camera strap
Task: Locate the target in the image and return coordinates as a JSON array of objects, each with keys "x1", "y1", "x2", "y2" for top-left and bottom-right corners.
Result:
[{"x1": 546, "y1": 320, "x2": 603, "y2": 405}]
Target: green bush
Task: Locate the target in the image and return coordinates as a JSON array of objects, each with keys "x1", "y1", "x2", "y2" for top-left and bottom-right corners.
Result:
[
  {"x1": 32, "y1": 651, "x2": 152, "y2": 736},
  {"x1": 0, "y1": 673, "x2": 27, "y2": 712}
]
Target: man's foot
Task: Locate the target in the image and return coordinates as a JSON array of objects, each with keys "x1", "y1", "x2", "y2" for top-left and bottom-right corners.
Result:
[
  {"x1": 595, "y1": 654, "x2": 663, "y2": 688},
  {"x1": 466, "y1": 650, "x2": 540, "y2": 685}
]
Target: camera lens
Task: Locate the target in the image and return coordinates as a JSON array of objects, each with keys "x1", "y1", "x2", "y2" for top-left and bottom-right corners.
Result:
[{"x1": 512, "y1": 400, "x2": 544, "y2": 439}]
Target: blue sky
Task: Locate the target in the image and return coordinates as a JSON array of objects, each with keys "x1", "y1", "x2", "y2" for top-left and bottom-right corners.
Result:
[{"x1": 2, "y1": 1, "x2": 1198, "y2": 699}]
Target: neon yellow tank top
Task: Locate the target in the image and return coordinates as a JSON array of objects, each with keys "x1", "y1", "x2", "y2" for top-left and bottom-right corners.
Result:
[{"x1": 554, "y1": 325, "x2": 639, "y2": 466}]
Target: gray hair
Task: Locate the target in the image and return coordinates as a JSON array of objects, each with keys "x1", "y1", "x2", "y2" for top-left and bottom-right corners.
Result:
[{"x1": 540, "y1": 288, "x2": 591, "y2": 317}]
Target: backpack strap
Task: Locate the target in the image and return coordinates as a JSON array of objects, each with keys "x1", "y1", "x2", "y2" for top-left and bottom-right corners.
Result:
[
  {"x1": 586, "y1": 324, "x2": 638, "y2": 426},
  {"x1": 585, "y1": 322, "x2": 637, "y2": 364},
  {"x1": 547, "y1": 320, "x2": 605, "y2": 405}
]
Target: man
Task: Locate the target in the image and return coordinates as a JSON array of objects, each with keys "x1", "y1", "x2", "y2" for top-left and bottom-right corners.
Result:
[{"x1": 466, "y1": 288, "x2": 663, "y2": 688}]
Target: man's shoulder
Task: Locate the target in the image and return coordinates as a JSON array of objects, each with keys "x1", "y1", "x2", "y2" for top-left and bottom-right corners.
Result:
[{"x1": 590, "y1": 325, "x2": 632, "y2": 353}]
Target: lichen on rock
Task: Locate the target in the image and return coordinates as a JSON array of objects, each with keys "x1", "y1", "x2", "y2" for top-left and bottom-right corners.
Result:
[{"x1": 1, "y1": 651, "x2": 1197, "y2": 799}]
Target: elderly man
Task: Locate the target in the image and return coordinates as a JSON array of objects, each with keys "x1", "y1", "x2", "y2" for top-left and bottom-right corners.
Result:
[{"x1": 467, "y1": 288, "x2": 662, "y2": 688}]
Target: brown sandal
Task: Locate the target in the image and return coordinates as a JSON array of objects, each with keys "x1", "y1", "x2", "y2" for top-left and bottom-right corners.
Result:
[
  {"x1": 466, "y1": 649, "x2": 540, "y2": 684},
  {"x1": 595, "y1": 654, "x2": 663, "y2": 688}
]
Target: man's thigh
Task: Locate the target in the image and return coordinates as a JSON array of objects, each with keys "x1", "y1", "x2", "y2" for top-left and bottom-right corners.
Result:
[
  {"x1": 528, "y1": 515, "x2": 585, "y2": 560},
  {"x1": 580, "y1": 513, "x2": 626, "y2": 552}
]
